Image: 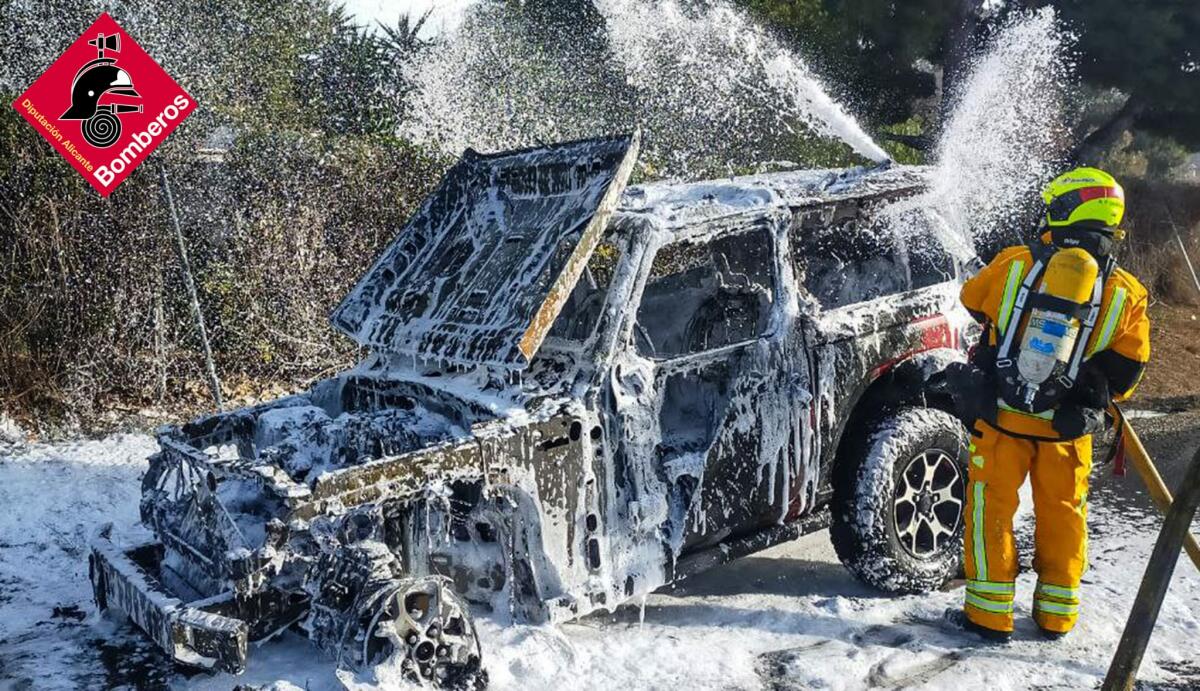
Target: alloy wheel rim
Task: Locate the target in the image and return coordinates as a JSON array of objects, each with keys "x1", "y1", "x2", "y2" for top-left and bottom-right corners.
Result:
[{"x1": 893, "y1": 449, "x2": 964, "y2": 558}]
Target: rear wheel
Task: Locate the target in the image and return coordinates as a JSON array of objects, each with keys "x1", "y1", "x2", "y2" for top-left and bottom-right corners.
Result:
[{"x1": 830, "y1": 407, "x2": 969, "y2": 593}]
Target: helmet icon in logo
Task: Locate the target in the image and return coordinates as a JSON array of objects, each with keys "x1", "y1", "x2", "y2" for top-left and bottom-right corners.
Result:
[{"x1": 60, "y1": 33, "x2": 143, "y2": 148}]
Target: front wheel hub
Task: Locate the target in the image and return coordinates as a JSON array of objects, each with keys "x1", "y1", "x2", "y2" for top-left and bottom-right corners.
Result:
[{"x1": 361, "y1": 578, "x2": 485, "y2": 688}]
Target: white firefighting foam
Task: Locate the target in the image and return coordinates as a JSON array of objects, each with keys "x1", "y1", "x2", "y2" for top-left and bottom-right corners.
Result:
[
  {"x1": 400, "y1": 0, "x2": 888, "y2": 176},
  {"x1": 591, "y1": 0, "x2": 889, "y2": 165},
  {"x1": 928, "y1": 8, "x2": 1075, "y2": 250},
  {"x1": 1, "y1": 430, "x2": 1198, "y2": 690},
  {"x1": 400, "y1": 3, "x2": 1075, "y2": 267}
]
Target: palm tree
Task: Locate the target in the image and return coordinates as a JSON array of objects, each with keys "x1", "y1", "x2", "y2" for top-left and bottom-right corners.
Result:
[{"x1": 377, "y1": 9, "x2": 434, "y2": 62}]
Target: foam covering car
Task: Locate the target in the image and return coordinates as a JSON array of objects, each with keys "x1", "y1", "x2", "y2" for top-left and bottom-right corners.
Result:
[{"x1": 89, "y1": 132, "x2": 976, "y2": 687}]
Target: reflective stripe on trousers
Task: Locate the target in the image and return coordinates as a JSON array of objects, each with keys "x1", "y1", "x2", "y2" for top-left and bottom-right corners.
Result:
[{"x1": 962, "y1": 421, "x2": 1092, "y2": 634}]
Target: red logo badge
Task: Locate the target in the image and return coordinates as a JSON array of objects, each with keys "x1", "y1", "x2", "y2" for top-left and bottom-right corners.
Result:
[{"x1": 11, "y1": 13, "x2": 196, "y2": 197}]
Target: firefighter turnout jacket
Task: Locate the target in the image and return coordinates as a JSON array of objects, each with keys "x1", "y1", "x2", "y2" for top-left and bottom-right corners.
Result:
[{"x1": 956, "y1": 241, "x2": 1150, "y2": 635}]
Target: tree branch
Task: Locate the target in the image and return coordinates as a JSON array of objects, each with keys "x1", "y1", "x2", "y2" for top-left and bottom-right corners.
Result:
[
  {"x1": 879, "y1": 131, "x2": 936, "y2": 152},
  {"x1": 1072, "y1": 95, "x2": 1146, "y2": 165}
]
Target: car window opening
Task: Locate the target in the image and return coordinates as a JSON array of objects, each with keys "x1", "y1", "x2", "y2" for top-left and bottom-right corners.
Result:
[
  {"x1": 635, "y1": 227, "x2": 775, "y2": 359},
  {"x1": 791, "y1": 201, "x2": 954, "y2": 310}
]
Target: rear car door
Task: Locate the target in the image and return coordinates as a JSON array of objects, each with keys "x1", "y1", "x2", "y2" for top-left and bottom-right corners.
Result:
[{"x1": 791, "y1": 197, "x2": 960, "y2": 493}]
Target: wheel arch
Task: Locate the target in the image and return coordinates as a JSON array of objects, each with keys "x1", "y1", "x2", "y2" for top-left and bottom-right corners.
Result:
[{"x1": 828, "y1": 348, "x2": 964, "y2": 494}]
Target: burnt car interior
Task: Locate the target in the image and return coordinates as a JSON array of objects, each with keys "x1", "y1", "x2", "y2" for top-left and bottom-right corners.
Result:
[
  {"x1": 544, "y1": 239, "x2": 622, "y2": 345},
  {"x1": 792, "y1": 200, "x2": 955, "y2": 310},
  {"x1": 635, "y1": 227, "x2": 775, "y2": 359}
]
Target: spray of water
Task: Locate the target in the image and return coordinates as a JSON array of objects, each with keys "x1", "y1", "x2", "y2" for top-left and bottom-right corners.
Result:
[
  {"x1": 401, "y1": 0, "x2": 888, "y2": 176},
  {"x1": 592, "y1": 0, "x2": 889, "y2": 165},
  {"x1": 404, "y1": 2, "x2": 1076, "y2": 264},
  {"x1": 928, "y1": 8, "x2": 1075, "y2": 253}
]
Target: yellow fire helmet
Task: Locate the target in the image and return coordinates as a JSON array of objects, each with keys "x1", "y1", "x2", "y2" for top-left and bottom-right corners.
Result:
[{"x1": 1042, "y1": 167, "x2": 1126, "y2": 231}]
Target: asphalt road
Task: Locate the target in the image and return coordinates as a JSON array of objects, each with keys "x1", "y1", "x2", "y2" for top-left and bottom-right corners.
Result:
[{"x1": 1093, "y1": 409, "x2": 1200, "y2": 522}]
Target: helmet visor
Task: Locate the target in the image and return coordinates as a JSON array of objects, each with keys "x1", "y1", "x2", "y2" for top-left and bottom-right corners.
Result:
[{"x1": 1047, "y1": 185, "x2": 1124, "y2": 224}]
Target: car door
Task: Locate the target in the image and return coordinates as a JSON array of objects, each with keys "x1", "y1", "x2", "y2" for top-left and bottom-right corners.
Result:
[{"x1": 631, "y1": 222, "x2": 808, "y2": 551}]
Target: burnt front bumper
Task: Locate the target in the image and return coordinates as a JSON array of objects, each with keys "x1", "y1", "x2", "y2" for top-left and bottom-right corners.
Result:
[{"x1": 89, "y1": 527, "x2": 248, "y2": 674}]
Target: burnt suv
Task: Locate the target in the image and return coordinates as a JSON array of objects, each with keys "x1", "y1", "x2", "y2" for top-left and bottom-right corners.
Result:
[{"x1": 90, "y1": 133, "x2": 972, "y2": 686}]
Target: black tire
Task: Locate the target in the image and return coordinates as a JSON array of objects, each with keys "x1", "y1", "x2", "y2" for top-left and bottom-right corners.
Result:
[{"x1": 830, "y1": 406, "x2": 969, "y2": 593}]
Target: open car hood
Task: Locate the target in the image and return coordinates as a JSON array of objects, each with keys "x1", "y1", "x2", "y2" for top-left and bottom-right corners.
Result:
[{"x1": 331, "y1": 132, "x2": 640, "y2": 369}]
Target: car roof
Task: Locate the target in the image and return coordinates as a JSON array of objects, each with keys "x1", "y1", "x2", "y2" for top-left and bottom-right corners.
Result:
[{"x1": 615, "y1": 163, "x2": 930, "y2": 234}]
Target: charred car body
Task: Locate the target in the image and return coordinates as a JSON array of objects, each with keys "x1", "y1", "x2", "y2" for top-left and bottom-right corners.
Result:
[{"x1": 90, "y1": 133, "x2": 974, "y2": 685}]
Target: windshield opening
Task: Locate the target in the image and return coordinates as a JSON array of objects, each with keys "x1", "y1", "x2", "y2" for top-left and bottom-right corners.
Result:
[{"x1": 541, "y1": 238, "x2": 623, "y2": 349}]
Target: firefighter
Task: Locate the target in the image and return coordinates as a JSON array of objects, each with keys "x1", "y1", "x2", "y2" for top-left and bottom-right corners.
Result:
[{"x1": 947, "y1": 167, "x2": 1151, "y2": 642}]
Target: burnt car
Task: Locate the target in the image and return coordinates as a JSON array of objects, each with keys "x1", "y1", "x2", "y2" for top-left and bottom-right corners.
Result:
[{"x1": 90, "y1": 133, "x2": 974, "y2": 686}]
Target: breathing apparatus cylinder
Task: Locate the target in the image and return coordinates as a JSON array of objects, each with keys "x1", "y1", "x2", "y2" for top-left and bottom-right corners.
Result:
[{"x1": 1015, "y1": 248, "x2": 1099, "y2": 387}]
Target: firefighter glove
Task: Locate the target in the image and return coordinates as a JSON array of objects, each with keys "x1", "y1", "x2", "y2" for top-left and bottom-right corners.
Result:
[
  {"x1": 1052, "y1": 404, "x2": 1106, "y2": 439},
  {"x1": 1069, "y1": 364, "x2": 1111, "y2": 410},
  {"x1": 943, "y1": 361, "x2": 997, "y2": 425}
]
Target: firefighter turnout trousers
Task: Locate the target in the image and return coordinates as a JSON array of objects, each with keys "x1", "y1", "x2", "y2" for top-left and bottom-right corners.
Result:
[{"x1": 963, "y1": 420, "x2": 1091, "y2": 634}]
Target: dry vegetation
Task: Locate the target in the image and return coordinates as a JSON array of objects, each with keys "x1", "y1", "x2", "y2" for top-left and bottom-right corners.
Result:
[
  {"x1": 0, "y1": 110, "x2": 444, "y2": 435},
  {"x1": 1118, "y1": 178, "x2": 1200, "y2": 307},
  {"x1": 1136, "y1": 303, "x2": 1200, "y2": 407},
  {"x1": 1114, "y1": 179, "x2": 1200, "y2": 408}
]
